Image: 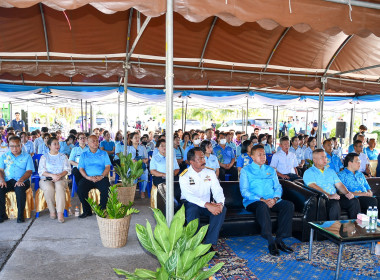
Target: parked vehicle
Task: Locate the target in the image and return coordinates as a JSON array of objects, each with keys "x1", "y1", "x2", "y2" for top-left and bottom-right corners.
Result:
[
  {"x1": 219, "y1": 118, "x2": 273, "y2": 134},
  {"x1": 174, "y1": 119, "x2": 202, "y2": 131}
]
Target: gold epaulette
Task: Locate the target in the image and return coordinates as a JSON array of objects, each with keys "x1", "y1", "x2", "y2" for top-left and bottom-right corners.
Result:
[
  {"x1": 205, "y1": 166, "x2": 214, "y2": 171},
  {"x1": 180, "y1": 169, "x2": 188, "y2": 177}
]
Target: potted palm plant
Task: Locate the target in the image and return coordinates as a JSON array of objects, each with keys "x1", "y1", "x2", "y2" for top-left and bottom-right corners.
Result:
[
  {"x1": 87, "y1": 184, "x2": 139, "y2": 248},
  {"x1": 114, "y1": 205, "x2": 224, "y2": 279},
  {"x1": 114, "y1": 152, "x2": 144, "y2": 204}
]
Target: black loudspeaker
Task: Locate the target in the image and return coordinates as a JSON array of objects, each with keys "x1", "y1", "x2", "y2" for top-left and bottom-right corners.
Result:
[{"x1": 336, "y1": 121, "x2": 346, "y2": 138}]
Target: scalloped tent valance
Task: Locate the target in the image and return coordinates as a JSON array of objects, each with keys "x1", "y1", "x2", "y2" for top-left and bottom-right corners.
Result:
[{"x1": 0, "y1": 1, "x2": 379, "y2": 96}]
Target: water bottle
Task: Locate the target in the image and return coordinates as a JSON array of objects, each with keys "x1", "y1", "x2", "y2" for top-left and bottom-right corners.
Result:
[
  {"x1": 68, "y1": 204, "x2": 73, "y2": 216},
  {"x1": 373, "y1": 206, "x2": 378, "y2": 232},
  {"x1": 74, "y1": 206, "x2": 80, "y2": 217},
  {"x1": 367, "y1": 206, "x2": 373, "y2": 232},
  {"x1": 375, "y1": 242, "x2": 380, "y2": 256}
]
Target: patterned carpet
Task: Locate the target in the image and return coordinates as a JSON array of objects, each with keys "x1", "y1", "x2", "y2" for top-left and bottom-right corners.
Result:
[{"x1": 211, "y1": 236, "x2": 380, "y2": 280}]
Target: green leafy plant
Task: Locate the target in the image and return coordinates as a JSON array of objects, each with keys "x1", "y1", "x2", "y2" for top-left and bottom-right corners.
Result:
[
  {"x1": 114, "y1": 205, "x2": 224, "y2": 279},
  {"x1": 114, "y1": 153, "x2": 144, "y2": 187},
  {"x1": 305, "y1": 159, "x2": 314, "y2": 169},
  {"x1": 86, "y1": 184, "x2": 139, "y2": 219}
]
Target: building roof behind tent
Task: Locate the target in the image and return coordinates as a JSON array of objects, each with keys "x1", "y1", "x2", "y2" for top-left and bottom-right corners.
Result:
[{"x1": 0, "y1": 1, "x2": 379, "y2": 95}]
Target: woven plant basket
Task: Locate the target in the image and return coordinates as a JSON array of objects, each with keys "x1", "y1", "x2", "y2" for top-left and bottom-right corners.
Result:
[
  {"x1": 116, "y1": 184, "x2": 136, "y2": 204},
  {"x1": 96, "y1": 215, "x2": 132, "y2": 248}
]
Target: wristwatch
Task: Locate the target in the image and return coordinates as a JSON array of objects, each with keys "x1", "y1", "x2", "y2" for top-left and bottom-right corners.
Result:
[{"x1": 274, "y1": 197, "x2": 280, "y2": 202}]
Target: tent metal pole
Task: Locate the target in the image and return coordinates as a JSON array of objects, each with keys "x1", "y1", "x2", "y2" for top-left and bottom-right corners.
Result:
[
  {"x1": 39, "y1": 3, "x2": 50, "y2": 60},
  {"x1": 272, "y1": 106, "x2": 275, "y2": 142},
  {"x1": 246, "y1": 98, "x2": 248, "y2": 133},
  {"x1": 181, "y1": 99, "x2": 184, "y2": 131},
  {"x1": 90, "y1": 103, "x2": 93, "y2": 132},
  {"x1": 198, "y1": 17, "x2": 218, "y2": 67},
  {"x1": 127, "y1": 16, "x2": 152, "y2": 61},
  {"x1": 349, "y1": 104, "x2": 356, "y2": 145},
  {"x1": 264, "y1": 27, "x2": 290, "y2": 71},
  {"x1": 117, "y1": 93, "x2": 120, "y2": 131},
  {"x1": 324, "y1": 0, "x2": 380, "y2": 10},
  {"x1": 241, "y1": 106, "x2": 244, "y2": 132},
  {"x1": 9, "y1": 103, "x2": 12, "y2": 124},
  {"x1": 317, "y1": 78, "x2": 327, "y2": 148},
  {"x1": 80, "y1": 99, "x2": 84, "y2": 133},
  {"x1": 305, "y1": 109, "x2": 309, "y2": 135},
  {"x1": 85, "y1": 101, "x2": 88, "y2": 133},
  {"x1": 123, "y1": 8, "x2": 133, "y2": 155},
  {"x1": 165, "y1": 0, "x2": 175, "y2": 225},
  {"x1": 275, "y1": 106, "x2": 279, "y2": 148},
  {"x1": 184, "y1": 98, "x2": 188, "y2": 132}
]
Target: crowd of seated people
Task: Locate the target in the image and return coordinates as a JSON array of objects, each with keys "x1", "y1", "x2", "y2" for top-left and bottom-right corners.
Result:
[{"x1": 0, "y1": 122, "x2": 379, "y2": 258}]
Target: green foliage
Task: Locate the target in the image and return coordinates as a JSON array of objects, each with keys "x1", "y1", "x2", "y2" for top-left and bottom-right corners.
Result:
[
  {"x1": 114, "y1": 153, "x2": 144, "y2": 187},
  {"x1": 305, "y1": 159, "x2": 314, "y2": 169},
  {"x1": 330, "y1": 128, "x2": 336, "y2": 138},
  {"x1": 86, "y1": 184, "x2": 139, "y2": 219},
  {"x1": 114, "y1": 205, "x2": 224, "y2": 279}
]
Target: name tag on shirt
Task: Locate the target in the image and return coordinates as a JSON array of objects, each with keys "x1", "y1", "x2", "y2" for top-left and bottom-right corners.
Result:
[
  {"x1": 204, "y1": 175, "x2": 211, "y2": 182},
  {"x1": 189, "y1": 177, "x2": 195, "y2": 185}
]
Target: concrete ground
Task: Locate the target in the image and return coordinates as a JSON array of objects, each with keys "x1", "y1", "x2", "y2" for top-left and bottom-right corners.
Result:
[{"x1": 0, "y1": 194, "x2": 159, "y2": 280}]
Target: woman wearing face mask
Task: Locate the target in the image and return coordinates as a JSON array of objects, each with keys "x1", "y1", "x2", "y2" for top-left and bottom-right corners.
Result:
[
  {"x1": 38, "y1": 137, "x2": 71, "y2": 223},
  {"x1": 183, "y1": 133, "x2": 201, "y2": 162},
  {"x1": 200, "y1": 140, "x2": 220, "y2": 178},
  {"x1": 236, "y1": 140, "x2": 254, "y2": 172},
  {"x1": 180, "y1": 132, "x2": 191, "y2": 150},
  {"x1": 236, "y1": 134, "x2": 248, "y2": 157},
  {"x1": 213, "y1": 132, "x2": 238, "y2": 181}
]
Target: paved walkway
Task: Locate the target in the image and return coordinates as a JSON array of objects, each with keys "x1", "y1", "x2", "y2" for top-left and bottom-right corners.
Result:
[{"x1": 0, "y1": 196, "x2": 158, "y2": 280}]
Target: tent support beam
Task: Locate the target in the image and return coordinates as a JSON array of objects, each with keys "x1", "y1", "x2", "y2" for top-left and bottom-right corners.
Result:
[
  {"x1": 246, "y1": 98, "x2": 248, "y2": 133},
  {"x1": 165, "y1": 0, "x2": 175, "y2": 225},
  {"x1": 184, "y1": 98, "x2": 188, "y2": 132},
  {"x1": 328, "y1": 64, "x2": 380, "y2": 77},
  {"x1": 317, "y1": 78, "x2": 327, "y2": 148},
  {"x1": 324, "y1": 0, "x2": 380, "y2": 9},
  {"x1": 323, "y1": 35, "x2": 354, "y2": 75},
  {"x1": 80, "y1": 99, "x2": 84, "y2": 132},
  {"x1": 181, "y1": 99, "x2": 184, "y2": 131},
  {"x1": 305, "y1": 109, "x2": 309, "y2": 135},
  {"x1": 39, "y1": 3, "x2": 50, "y2": 60},
  {"x1": 264, "y1": 27, "x2": 290, "y2": 71},
  {"x1": 275, "y1": 106, "x2": 279, "y2": 148},
  {"x1": 117, "y1": 93, "x2": 120, "y2": 131},
  {"x1": 90, "y1": 103, "x2": 93, "y2": 132},
  {"x1": 198, "y1": 17, "x2": 218, "y2": 67},
  {"x1": 85, "y1": 101, "x2": 88, "y2": 133},
  {"x1": 272, "y1": 106, "x2": 275, "y2": 142},
  {"x1": 127, "y1": 16, "x2": 152, "y2": 61},
  {"x1": 349, "y1": 105, "x2": 355, "y2": 145}
]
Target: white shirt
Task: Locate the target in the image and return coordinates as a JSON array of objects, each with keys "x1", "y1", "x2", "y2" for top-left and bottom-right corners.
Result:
[
  {"x1": 38, "y1": 152, "x2": 71, "y2": 179},
  {"x1": 270, "y1": 149, "x2": 298, "y2": 174},
  {"x1": 179, "y1": 166, "x2": 225, "y2": 208},
  {"x1": 358, "y1": 152, "x2": 370, "y2": 172}
]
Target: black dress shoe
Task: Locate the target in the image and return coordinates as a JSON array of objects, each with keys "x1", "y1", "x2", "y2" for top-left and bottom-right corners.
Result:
[
  {"x1": 268, "y1": 244, "x2": 280, "y2": 256},
  {"x1": 17, "y1": 217, "x2": 25, "y2": 223},
  {"x1": 276, "y1": 241, "x2": 294, "y2": 253},
  {"x1": 78, "y1": 212, "x2": 92, "y2": 219},
  {"x1": 0, "y1": 215, "x2": 8, "y2": 223}
]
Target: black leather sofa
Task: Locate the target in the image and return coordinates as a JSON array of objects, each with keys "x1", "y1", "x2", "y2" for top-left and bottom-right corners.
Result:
[{"x1": 156, "y1": 180, "x2": 318, "y2": 241}]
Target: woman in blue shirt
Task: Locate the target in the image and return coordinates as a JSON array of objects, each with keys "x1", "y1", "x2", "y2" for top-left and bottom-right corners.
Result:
[
  {"x1": 114, "y1": 131, "x2": 123, "y2": 146},
  {"x1": 236, "y1": 140, "x2": 254, "y2": 172},
  {"x1": 304, "y1": 136, "x2": 316, "y2": 162},
  {"x1": 200, "y1": 140, "x2": 220, "y2": 178},
  {"x1": 265, "y1": 135, "x2": 276, "y2": 154},
  {"x1": 127, "y1": 132, "x2": 149, "y2": 198},
  {"x1": 180, "y1": 132, "x2": 192, "y2": 150},
  {"x1": 59, "y1": 135, "x2": 75, "y2": 157},
  {"x1": 37, "y1": 133, "x2": 51, "y2": 155},
  {"x1": 100, "y1": 130, "x2": 116, "y2": 164}
]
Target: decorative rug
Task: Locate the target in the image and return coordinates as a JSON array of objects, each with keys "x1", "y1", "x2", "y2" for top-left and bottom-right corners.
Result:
[
  {"x1": 210, "y1": 238, "x2": 258, "y2": 279},
  {"x1": 213, "y1": 236, "x2": 380, "y2": 280}
]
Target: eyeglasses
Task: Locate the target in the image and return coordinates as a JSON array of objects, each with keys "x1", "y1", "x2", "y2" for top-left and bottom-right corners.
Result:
[
  {"x1": 9, "y1": 145, "x2": 21, "y2": 148},
  {"x1": 79, "y1": 137, "x2": 87, "y2": 140}
]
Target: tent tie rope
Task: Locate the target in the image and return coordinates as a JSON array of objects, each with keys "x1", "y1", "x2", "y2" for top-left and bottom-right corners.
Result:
[
  {"x1": 63, "y1": 11, "x2": 72, "y2": 30},
  {"x1": 289, "y1": 0, "x2": 292, "y2": 13},
  {"x1": 348, "y1": 0, "x2": 353, "y2": 21}
]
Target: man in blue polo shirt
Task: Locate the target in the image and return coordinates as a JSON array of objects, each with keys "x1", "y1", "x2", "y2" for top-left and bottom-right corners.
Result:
[
  {"x1": 338, "y1": 153, "x2": 378, "y2": 212},
  {"x1": 213, "y1": 132, "x2": 238, "y2": 181},
  {"x1": 365, "y1": 138, "x2": 378, "y2": 160},
  {"x1": 10, "y1": 112, "x2": 25, "y2": 132},
  {"x1": 77, "y1": 135, "x2": 111, "y2": 218},
  {"x1": 303, "y1": 149, "x2": 360, "y2": 220},
  {"x1": 323, "y1": 139, "x2": 343, "y2": 173},
  {"x1": 0, "y1": 136, "x2": 34, "y2": 223},
  {"x1": 240, "y1": 145, "x2": 294, "y2": 256}
]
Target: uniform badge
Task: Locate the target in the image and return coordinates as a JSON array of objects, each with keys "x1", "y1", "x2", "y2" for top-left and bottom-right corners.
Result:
[
  {"x1": 266, "y1": 173, "x2": 270, "y2": 175},
  {"x1": 204, "y1": 175, "x2": 211, "y2": 182},
  {"x1": 189, "y1": 177, "x2": 195, "y2": 185}
]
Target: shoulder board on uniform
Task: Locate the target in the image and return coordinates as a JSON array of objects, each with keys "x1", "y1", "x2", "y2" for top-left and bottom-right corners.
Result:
[
  {"x1": 180, "y1": 169, "x2": 188, "y2": 177},
  {"x1": 205, "y1": 166, "x2": 214, "y2": 171}
]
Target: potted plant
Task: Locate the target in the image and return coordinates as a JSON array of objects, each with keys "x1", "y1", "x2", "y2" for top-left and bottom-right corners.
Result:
[
  {"x1": 114, "y1": 152, "x2": 144, "y2": 204},
  {"x1": 114, "y1": 205, "x2": 224, "y2": 279},
  {"x1": 87, "y1": 184, "x2": 139, "y2": 248}
]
